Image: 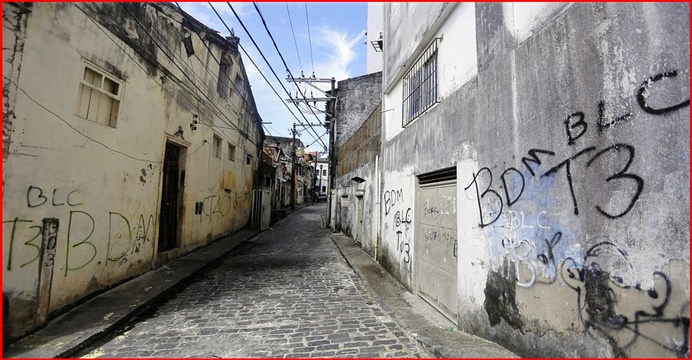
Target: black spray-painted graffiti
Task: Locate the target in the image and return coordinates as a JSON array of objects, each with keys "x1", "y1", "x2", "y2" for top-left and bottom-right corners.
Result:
[
  {"x1": 106, "y1": 212, "x2": 156, "y2": 264},
  {"x1": 26, "y1": 186, "x2": 83, "y2": 208},
  {"x1": 394, "y1": 207, "x2": 412, "y2": 263},
  {"x1": 201, "y1": 193, "x2": 232, "y2": 221},
  {"x1": 465, "y1": 142, "x2": 643, "y2": 227},
  {"x1": 383, "y1": 188, "x2": 404, "y2": 215},
  {"x1": 471, "y1": 70, "x2": 690, "y2": 356},
  {"x1": 466, "y1": 71, "x2": 689, "y2": 227},
  {"x1": 561, "y1": 242, "x2": 689, "y2": 357},
  {"x1": 3, "y1": 185, "x2": 156, "y2": 276},
  {"x1": 384, "y1": 188, "x2": 411, "y2": 263}
]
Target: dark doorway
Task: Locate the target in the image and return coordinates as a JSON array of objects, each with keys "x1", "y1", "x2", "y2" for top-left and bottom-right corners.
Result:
[{"x1": 158, "y1": 143, "x2": 181, "y2": 252}]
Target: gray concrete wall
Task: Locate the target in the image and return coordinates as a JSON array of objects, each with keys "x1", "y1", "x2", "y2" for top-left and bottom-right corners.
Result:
[
  {"x1": 335, "y1": 72, "x2": 382, "y2": 147},
  {"x1": 380, "y1": 2, "x2": 689, "y2": 357},
  {"x1": 335, "y1": 103, "x2": 382, "y2": 256},
  {"x1": 333, "y1": 73, "x2": 383, "y2": 257}
]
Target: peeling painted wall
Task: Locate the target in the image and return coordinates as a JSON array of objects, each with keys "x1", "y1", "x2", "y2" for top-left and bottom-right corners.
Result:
[
  {"x1": 380, "y1": 2, "x2": 689, "y2": 358},
  {"x1": 2, "y1": 3, "x2": 262, "y2": 340}
]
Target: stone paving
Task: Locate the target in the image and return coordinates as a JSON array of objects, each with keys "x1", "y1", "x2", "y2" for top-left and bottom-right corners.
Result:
[{"x1": 81, "y1": 204, "x2": 425, "y2": 358}]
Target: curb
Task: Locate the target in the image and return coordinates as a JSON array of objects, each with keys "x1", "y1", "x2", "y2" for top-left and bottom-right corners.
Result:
[{"x1": 4, "y1": 227, "x2": 265, "y2": 358}]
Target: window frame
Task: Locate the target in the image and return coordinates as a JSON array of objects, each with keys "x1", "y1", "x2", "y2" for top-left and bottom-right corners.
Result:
[
  {"x1": 217, "y1": 57, "x2": 232, "y2": 98},
  {"x1": 228, "y1": 143, "x2": 236, "y2": 161},
  {"x1": 402, "y1": 38, "x2": 439, "y2": 127},
  {"x1": 75, "y1": 63, "x2": 123, "y2": 127},
  {"x1": 212, "y1": 134, "x2": 222, "y2": 159}
]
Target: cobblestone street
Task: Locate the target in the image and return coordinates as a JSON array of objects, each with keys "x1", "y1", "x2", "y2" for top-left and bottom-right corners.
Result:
[{"x1": 81, "y1": 204, "x2": 425, "y2": 358}]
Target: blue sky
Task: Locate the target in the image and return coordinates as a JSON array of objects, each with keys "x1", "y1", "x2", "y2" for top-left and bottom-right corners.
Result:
[{"x1": 177, "y1": 2, "x2": 368, "y2": 155}]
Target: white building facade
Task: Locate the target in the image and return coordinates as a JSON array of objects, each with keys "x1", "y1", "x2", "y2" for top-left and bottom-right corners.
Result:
[{"x1": 375, "y1": 2, "x2": 689, "y2": 357}]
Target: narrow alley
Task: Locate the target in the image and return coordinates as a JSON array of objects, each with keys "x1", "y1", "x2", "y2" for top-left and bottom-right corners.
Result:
[{"x1": 79, "y1": 204, "x2": 425, "y2": 358}]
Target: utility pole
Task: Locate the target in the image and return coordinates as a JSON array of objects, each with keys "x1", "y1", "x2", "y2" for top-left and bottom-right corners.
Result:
[
  {"x1": 290, "y1": 125, "x2": 297, "y2": 210},
  {"x1": 284, "y1": 74, "x2": 336, "y2": 226},
  {"x1": 290, "y1": 123, "x2": 323, "y2": 210}
]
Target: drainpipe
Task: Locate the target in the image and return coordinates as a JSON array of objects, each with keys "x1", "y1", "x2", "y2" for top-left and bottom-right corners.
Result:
[{"x1": 326, "y1": 77, "x2": 336, "y2": 227}]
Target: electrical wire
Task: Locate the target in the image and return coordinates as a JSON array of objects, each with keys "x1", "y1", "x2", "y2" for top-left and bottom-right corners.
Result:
[
  {"x1": 171, "y1": 2, "x2": 274, "y2": 139},
  {"x1": 306, "y1": 132, "x2": 327, "y2": 148},
  {"x1": 252, "y1": 2, "x2": 326, "y2": 130},
  {"x1": 117, "y1": 3, "x2": 260, "y2": 147},
  {"x1": 305, "y1": 2, "x2": 315, "y2": 76},
  {"x1": 211, "y1": 2, "x2": 327, "y2": 149},
  {"x1": 4, "y1": 75, "x2": 159, "y2": 164},
  {"x1": 74, "y1": 4, "x2": 258, "y2": 161},
  {"x1": 228, "y1": 2, "x2": 327, "y2": 145},
  {"x1": 285, "y1": 2, "x2": 303, "y2": 75}
]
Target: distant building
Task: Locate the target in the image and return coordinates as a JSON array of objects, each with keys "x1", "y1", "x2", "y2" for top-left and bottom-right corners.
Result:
[
  {"x1": 2, "y1": 3, "x2": 265, "y2": 340},
  {"x1": 314, "y1": 158, "x2": 330, "y2": 197}
]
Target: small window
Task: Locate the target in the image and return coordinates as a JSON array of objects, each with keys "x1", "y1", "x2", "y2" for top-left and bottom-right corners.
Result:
[
  {"x1": 213, "y1": 134, "x2": 222, "y2": 158},
  {"x1": 76, "y1": 65, "x2": 122, "y2": 127},
  {"x1": 322, "y1": 169, "x2": 327, "y2": 176},
  {"x1": 246, "y1": 154, "x2": 252, "y2": 165},
  {"x1": 403, "y1": 38, "x2": 439, "y2": 127},
  {"x1": 233, "y1": 74, "x2": 244, "y2": 98},
  {"x1": 217, "y1": 58, "x2": 232, "y2": 98},
  {"x1": 322, "y1": 186, "x2": 326, "y2": 192},
  {"x1": 228, "y1": 144, "x2": 236, "y2": 161}
]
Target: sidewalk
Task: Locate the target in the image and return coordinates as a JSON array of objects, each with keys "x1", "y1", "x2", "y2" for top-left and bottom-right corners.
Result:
[
  {"x1": 3, "y1": 203, "x2": 312, "y2": 359},
  {"x1": 330, "y1": 232, "x2": 520, "y2": 358}
]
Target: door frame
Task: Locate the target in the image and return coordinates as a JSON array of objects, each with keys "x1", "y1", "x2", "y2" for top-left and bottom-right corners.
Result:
[
  {"x1": 156, "y1": 137, "x2": 188, "y2": 255},
  {"x1": 415, "y1": 177, "x2": 458, "y2": 324}
]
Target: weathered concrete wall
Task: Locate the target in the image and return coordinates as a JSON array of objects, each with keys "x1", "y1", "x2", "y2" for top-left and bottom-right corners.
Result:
[
  {"x1": 333, "y1": 73, "x2": 382, "y2": 257},
  {"x1": 380, "y1": 2, "x2": 689, "y2": 358},
  {"x1": 335, "y1": 103, "x2": 381, "y2": 256},
  {"x1": 335, "y1": 72, "x2": 382, "y2": 148},
  {"x1": 2, "y1": 3, "x2": 262, "y2": 339},
  {"x1": 2, "y1": 4, "x2": 30, "y2": 176}
]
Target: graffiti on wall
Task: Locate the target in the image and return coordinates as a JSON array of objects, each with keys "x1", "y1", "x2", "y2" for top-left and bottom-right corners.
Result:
[
  {"x1": 4, "y1": 185, "x2": 156, "y2": 276},
  {"x1": 384, "y1": 188, "x2": 412, "y2": 263},
  {"x1": 464, "y1": 71, "x2": 689, "y2": 356},
  {"x1": 561, "y1": 242, "x2": 689, "y2": 357}
]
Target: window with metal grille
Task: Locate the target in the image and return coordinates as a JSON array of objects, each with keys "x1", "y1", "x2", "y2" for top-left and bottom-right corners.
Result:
[{"x1": 403, "y1": 38, "x2": 439, "y2": 127}]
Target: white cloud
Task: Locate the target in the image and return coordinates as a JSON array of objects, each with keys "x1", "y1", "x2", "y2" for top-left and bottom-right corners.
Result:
[{"x1": 314, "y1": 26, "x2": 365, "y2": 87}]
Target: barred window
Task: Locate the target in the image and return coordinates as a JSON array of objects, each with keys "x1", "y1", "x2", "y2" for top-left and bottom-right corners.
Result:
[{"x1": 403, "y1": 39, "x2": 439, "y2": 127}]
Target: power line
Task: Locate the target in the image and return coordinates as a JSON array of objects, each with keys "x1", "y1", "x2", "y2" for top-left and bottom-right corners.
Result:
[
  {"x1": 233, "y1": 2, "x2": 327, "y2": 145},
  {"x1": 252, "y1": 2, "x2": 326, "y2": 130},
  {"x1": 217, "y1": 2, "x2": 327, "y2": 150},
  {"x1": 248, "y1": 2, "x2": 327, "y2": 143},
  {"x1": 171, "y1": 2, "x2": 274, "y2": 139},
  {"x1": 202, "y1": 2, "x2": 324, "y2": 147},
  {"x1": 4, "y1": 75, "x2": 159, "y2": 164},
  {"x1": 74, "y1": 4, "x2": 257, "y2": 161},
  {"x1": 285, "y1": 2, "x2": 303, "y2": 75},
  {"x1": 305, "y1": 2, "x2": 315, "y2": 76},
  {"x1": 306, "y1": 132, "x2": 328, "y2": 148},
  {"x1": 117, "y1": 3, "x2": 261, "y2": 147}
]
